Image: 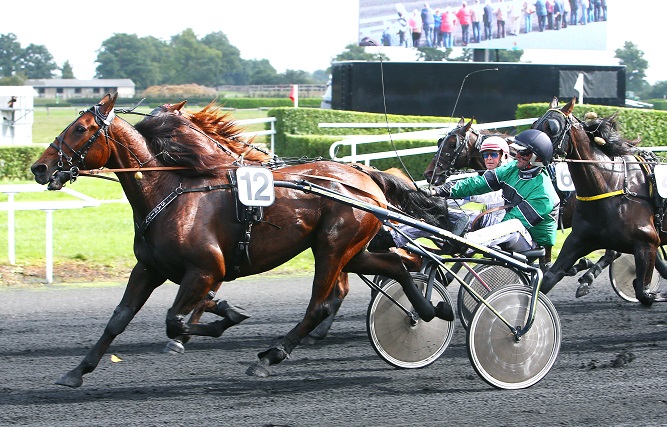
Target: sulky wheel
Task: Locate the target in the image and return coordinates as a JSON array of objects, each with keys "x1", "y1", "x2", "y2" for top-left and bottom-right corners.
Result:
[
  {"x1": 366, "y1": 272, "x2": 455, "y2": 369},
  {"x1": 467, "y1": 284, "x2": 561, "y2": 390},
  {"x1": 609, "y1": 253, "x2": 663, "y2": 302},
  {"x1": 457, "y1": 264, "x2": 528, "y2": 330}
]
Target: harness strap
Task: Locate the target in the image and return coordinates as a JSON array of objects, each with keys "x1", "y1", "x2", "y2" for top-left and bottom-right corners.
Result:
[
  {"x1": 575, "y1": 189, "x2": 625, "y2": 202},
  {"x1": 136, "y1": 183, "x2": 233, "y2": 235}
]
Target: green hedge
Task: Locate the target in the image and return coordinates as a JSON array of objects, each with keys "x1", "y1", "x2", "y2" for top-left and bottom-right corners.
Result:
[
  {"x1": 516, "y1": 102, "x2": 667, "y2": 146},
  {"x1": 0, "y1": 145, "x2": 48, "y2": 180},
  {"x1": 35, "y1": 97, "x2": 322, "y2": 109},
  {"x1": 268, "y1": 107, "x2": 460, "y2": 179}
]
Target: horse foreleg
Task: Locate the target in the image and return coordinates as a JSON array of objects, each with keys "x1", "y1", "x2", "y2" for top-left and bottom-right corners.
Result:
[
  {"x1": 56, "y1": 263, "x2": 165, "y2": 388},
  {"x1": 575, "y1": 250, "x2": 620, "y2": 298},
  {"x1": 165, "y1": 274, "x2": 250, "y2": 353},
  {"x1": 165, "y1": 282, "x2": 249, "y2": 353}
]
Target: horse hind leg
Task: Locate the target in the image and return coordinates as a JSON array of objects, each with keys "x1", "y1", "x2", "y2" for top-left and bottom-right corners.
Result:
[
  {"x1": 575, "y1": 250, "x2": 619, "y2": 298},
  {"x1": 344, "y1": 250, "x2": 453, "y2": 322},
  {"x1": 633, "y1": 246, "x2": 657, "y2": 307},
  {"x1": 246, "y1": 246, "x2": 359, "y2": 377},
  {"x1": 302, "y1": 272, "x2": 349, "y2": 345}
]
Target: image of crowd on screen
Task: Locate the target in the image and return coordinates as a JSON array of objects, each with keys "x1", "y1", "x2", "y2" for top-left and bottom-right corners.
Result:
[{"x1": 373, "y1": 0, "x2": 607, "y2": 48}]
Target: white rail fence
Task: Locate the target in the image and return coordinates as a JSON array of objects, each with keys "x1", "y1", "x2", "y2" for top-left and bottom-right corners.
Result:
[
  {"x1": 0, "y1": 119, "x2": 276, "y2": 284},
  {"x1": 325, "y1": 118, "x2": 538, "y2": 166},
  {"x1": 322, "y1": 118, "x2": 667, "y2": 187}
]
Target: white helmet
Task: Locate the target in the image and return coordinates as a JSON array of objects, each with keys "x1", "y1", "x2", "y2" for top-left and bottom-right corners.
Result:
[{"x1": 479, "y1": 135, "x2": 510, "y2": 162}]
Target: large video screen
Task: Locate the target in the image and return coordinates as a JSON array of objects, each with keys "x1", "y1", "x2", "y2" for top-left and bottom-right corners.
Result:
[{"x1": 359, "y1": 1, "x2": 607, "y2": 51}]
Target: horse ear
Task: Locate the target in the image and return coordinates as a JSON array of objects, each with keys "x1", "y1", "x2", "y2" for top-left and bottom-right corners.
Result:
[
  {"x1": 98, "y1": 93, "x2": 118, "y2": 116},
  {"x1": 549, "y1": 97, "x2": 559, "y2": 108},
  {"x1": 172, "y1": 100, "x2": 188, "y2": 111},
  {"x1": 562, "y1": 97, "x2": 575, "y2": 115},
  {"x1": 458, "y1": 117, "x2": 465, "y2": 126},
  {"x1": 464, "y1": 118, "x2": 473, "y2": 131}
]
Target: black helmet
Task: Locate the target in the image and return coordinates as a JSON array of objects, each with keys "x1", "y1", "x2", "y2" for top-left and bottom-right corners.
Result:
[{"x1": 512, "y1": 129, "x2": 554, "y2": 166}]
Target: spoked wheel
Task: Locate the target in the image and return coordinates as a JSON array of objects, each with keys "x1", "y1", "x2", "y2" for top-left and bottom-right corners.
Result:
[
  {"x1": 371, "y1": 275, "x2": 392, "y2": 298},
  {"x1": 367, "y1": 272, "x2": 455, "y2": 369},
  {"x1": 609, "y1": 253, "x2": 664, "y2": 302},
  {"x1": 457, "y1": 264, "x2": 528, "y2": 330},
  {"x1": 467, "y1": 284, "x2": 561, "y2": 390}
]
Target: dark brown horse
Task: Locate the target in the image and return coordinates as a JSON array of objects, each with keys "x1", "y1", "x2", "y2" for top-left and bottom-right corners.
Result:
[
  {"x1": 30, "y1": 94, "x2": 453, "y2": 387},
  {"x1": 536, "y1": 97, "x2": 664, "y2": 305}
]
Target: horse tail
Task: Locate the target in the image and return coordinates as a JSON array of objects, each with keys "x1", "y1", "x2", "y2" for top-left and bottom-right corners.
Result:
[{"x1": 365, "y1": 169, "x2": 451, "y2": 229}]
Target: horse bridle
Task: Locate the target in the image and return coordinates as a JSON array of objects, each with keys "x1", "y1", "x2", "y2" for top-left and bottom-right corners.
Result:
[
  {"x1": 431, "y1": 125, "x2": 478, "y2": 181},
  {"x1": 532, "y1": 108, "x2": 573, "y2": 157},
  {"x1": 50, "y1": 104, "x2": 115, "y2": 182}
]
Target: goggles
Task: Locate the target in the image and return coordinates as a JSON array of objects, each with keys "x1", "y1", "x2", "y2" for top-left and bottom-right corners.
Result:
[{"x1": 482, "y1": 151, "x2": 500, "y2": 159}]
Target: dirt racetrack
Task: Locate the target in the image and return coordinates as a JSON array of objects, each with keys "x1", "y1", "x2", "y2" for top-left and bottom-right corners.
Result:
[{"x1": 2, "y1": 273, "x2": 667, "y2": 426}]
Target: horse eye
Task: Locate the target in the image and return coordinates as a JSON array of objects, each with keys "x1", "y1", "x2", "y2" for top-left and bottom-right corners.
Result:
[
  {"x1": 75, "y1": 124, "x2": 87, "y2": 133},
  {"x1": 548, "y1": 119, "x2": 560, "y2": 135}
]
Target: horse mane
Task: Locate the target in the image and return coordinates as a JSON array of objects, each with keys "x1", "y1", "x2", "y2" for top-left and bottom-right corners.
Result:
[
  {"x1": 365, "y1": 168, "x2": 451, "y2": 229},
  {"x1": 135, "y1": 111, "x2": 235, "y2": 177},
  {"x1": 581, "y1": 113, "x2": 638, "y2": 158},
  {"x1": 185, "y1": 103, "x2": 271, "y2": 163}
]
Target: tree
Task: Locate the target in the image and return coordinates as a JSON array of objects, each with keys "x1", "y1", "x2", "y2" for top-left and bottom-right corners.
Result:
[
  {"x1": 168, "y1": 29, "x2": 224, "y2": 87},
  {"x1": 96, "y1": 34, "x2": 165, "y2": 89},
  {"x1": 641, "y1": 81, "x2": 667, "y2": 100},
  {"x1": 496, "y1": 49, "x2": 523, "y2": 62},
  {"x1": 201, "y1": 32, "x2": 246, "y2": 85},
  {"x1": 61, "y1": 60, "x2": 75, "y2": 79},
  {"x1": 311, "y1": 69, "x2": 330, "y2": 83},
  {"x1": 245, "y1": 59, "x2": 281, "y2": 85},
  {"x1": 614, "y1": 41, "x2": 648, "y2": 94},
  {"x1": 19, "y1": 44, "x2": 57, "y2": 78},
  {"x1": 279, "y1": 69, "x2": 315, "y2": 84},
  {"x1": 333, "y1": 44, "x2": 388, "y2": 62},
  {"x1": 0, "y1": 33, "x2": 23, "y2": 77},
  {"x1": 416, "y1": 47, "x2": 451, "y2": 62}
]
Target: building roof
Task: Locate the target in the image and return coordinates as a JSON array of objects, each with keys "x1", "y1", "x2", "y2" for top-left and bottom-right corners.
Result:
[
  {"x1": 0, "y1": 86, "x2": 39, "y2": 96},
  {"x1": 26, "y1": 79, "x2": 135, "y2": 88}
]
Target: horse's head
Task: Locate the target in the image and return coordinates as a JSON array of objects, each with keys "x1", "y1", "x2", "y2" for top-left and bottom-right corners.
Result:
[
  {"x1": 531, "y1": 96, "x2": 577, "y2": 158},
  {"x1": 31, "y1": 93, "x2": 118, "y2": 190},
  {"x1": 423, "y1": 117, "x2": 479, "y2": 186}
]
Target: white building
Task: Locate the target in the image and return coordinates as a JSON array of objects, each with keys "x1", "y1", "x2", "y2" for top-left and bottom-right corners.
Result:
[
  {"x1": 0, "y1": 86, "x2": 38, "y2": 145},
  {"x1": 25, "y1": 79, "x2": 135, "y2": 99}
]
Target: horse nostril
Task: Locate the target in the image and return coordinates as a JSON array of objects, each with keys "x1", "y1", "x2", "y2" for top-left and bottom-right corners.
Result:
[{"x1": 31, "y1": 163, "x2": 47, "y2": 176}]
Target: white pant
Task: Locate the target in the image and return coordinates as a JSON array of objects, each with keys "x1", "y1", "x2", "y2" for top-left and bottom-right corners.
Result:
[{"x1": 464, "y1": 218, "x2": 534, "y2": 252}]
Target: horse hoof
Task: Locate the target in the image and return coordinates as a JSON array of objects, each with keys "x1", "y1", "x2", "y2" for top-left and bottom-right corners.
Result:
[
  {"x1": 55, "y1": 372, "x2": 83, "y2": 388},
  {"x1": 434, "y1": 301, "x2": 454, "y2": 322},
  {"x1": 301, "y1": 335, "x2": 322, "y2": 346},
  {"x1": 246, "y1": 361, "x2": 270, "y2": 377},
  {"x1": 216, "y1": 300, "x2": 251, "y2": 324},
  {"x1": 163, "y1": 339, "x2": 185, "y2": 354},
  {"x1": 575, "y1": 285, "x2": 590, "y2": 298},
  {"x1": 638, "y1": 292, "x2": 655, "y2": 307}
]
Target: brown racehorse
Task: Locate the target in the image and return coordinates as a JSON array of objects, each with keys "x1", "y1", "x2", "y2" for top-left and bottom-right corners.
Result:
[
  {"x1": 423, "y1": 117, "x2": 622, "y2": 295},
  {"x1": 31, "y1": 94, "x2": 453, "y2": 387},
  {"x1": 536, "y1": 97, "x2": 664, "y2": 305},
  {"x1": 145, "y1": 101, "x2": 424, "y2": 350}
]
